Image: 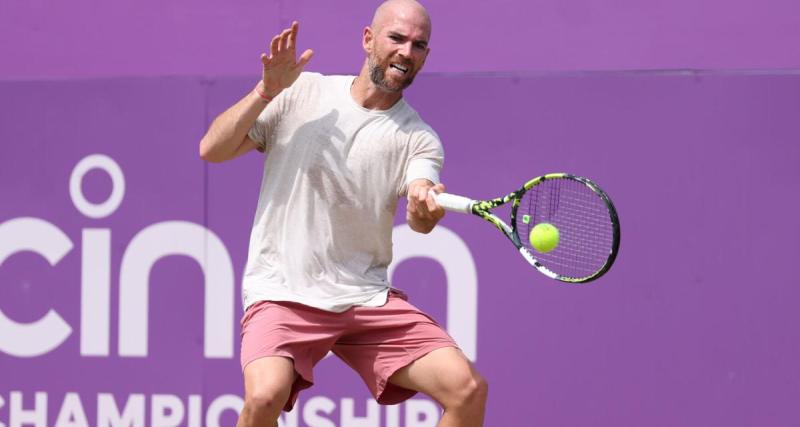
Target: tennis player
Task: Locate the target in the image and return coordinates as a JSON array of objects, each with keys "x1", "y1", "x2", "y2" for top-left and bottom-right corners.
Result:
[{"x1": 199, "y1": 1, "x2": 487, "y2": 426}]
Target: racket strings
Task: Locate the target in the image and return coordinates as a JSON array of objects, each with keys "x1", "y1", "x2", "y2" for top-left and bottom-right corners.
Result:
[{"x1": 520, "y1": 178, "x2": 615, "y2": 279}]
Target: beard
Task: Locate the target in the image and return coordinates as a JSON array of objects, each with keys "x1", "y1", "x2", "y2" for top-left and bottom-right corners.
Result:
[{"x1": 368, "y1": 54, "x2": 415, "y2": 93}]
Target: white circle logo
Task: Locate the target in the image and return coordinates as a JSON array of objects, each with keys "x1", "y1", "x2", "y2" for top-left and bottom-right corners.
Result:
[{"x1": 69, "y1": 154, "x2": 125, "y2": 218}]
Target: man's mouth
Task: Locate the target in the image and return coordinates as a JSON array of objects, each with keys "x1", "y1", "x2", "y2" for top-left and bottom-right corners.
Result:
[{"x1": 390, "y1": 64, "x2": 409, "y2": 74}]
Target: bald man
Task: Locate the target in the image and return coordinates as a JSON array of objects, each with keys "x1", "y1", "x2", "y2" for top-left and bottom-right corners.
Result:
[{"x1": 200, "y1": 1, "x2": 488, "y2": 426}]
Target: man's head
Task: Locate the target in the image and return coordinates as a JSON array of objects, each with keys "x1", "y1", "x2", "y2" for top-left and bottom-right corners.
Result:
[{"x1": 362, "y1": 0, "x2": 431, "y2": 93}]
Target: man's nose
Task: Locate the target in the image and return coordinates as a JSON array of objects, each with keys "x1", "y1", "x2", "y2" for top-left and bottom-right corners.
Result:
[{"x1": 398, "y1": 42, "x2": 412, "y2": 57}]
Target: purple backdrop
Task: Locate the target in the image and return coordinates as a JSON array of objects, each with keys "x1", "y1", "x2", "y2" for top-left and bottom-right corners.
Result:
[
  {"x1": 2, "y1": 72, "x2": 799, "y2": 426},
  {"x1": 2, "y1": 0, "x2": 800, "y2": 79}
]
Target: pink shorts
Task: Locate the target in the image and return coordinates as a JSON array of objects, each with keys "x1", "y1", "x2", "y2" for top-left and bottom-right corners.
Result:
[{"x1": 240, "y1": 289, "x2": 458, "y2": 411}]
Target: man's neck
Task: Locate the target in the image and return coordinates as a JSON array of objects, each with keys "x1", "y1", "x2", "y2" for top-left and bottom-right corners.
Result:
[{"x1": 350, "y1": 65, "x2": 403, "y2": 111}]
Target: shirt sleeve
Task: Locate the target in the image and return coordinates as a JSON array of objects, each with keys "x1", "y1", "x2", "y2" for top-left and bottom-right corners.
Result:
[{"x1": 401, "y1": 128, "x2": 444, "y2": 196}]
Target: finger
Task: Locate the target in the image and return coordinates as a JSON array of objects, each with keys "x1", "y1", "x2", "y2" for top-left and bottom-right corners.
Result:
[
  {"x1": 408, "y1": 189, "x2": 424, "y2": 212},
  {"x1": 425, "y1": 187, "x2": 441, "y2": 211},
  {"x1": 279, "y1": 28, "x2": 292, "y2": 53},
  {"x1": 425, "y1": 197, "x2": 437, "y2": 213},
  {"x1": 406, "y1": 196, "x2": 417, "y2": 214},
  {"x1": 270, "y1": 34, "x2": 281, "y2": 58},
  {"x1": 417, "y1": 185, "x2": 429, "y2": 203},
  {"x1": 260, "y1": 53, "x2": 269, "y2": 66},
  {"x1": 297, "y1": 49, "x2": 314, "y2": 68},
  {"x1": 287, "y1": 21, "x2": 298, "y2": 51},
  {"x1": 416, "y1": 188, "x2": 431, "y2": 217}
]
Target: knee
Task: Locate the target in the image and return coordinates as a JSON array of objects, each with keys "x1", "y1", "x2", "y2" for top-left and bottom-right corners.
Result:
[
  {"x1": 243, "y1": 387, "x2": 289, "y2": 416},
  {"x1": 466, "y1": 372, "x2": 489, "y2": 404},
  {"x1": 443, "y1": 370, "x2": 489, "y2": 409}
]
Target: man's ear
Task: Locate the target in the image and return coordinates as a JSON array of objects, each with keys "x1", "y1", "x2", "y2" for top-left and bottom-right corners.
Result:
[{"x1": 362, "y1": 26, "x2": 374, "y2": 53}]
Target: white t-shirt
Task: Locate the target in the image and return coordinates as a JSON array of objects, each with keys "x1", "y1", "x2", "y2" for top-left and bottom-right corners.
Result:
[{"x1": 243, "y1": 72, "x2": 444, "y2": 312}]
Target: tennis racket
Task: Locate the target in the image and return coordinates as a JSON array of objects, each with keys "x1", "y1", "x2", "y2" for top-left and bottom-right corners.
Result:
[{"x1": 431, "y1": 173, "x2": 620, "y2": 283}]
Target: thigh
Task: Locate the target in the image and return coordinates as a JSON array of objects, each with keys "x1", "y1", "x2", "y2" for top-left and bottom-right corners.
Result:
[
  {"x1": 387, "y1": 346, "x2": 481, "y2": 403},
  {"x1": 332, "y1": 291, "x2": 458, "y2": 404},
  {"x1": 240, "y1": 300, "x2": 344, "y2": 410},
  {"x1": 240, "y1": 300, "x2": 342, "y2": 372},
  {"x1": 242, "y1": 356, "x2": 297, "y2": 401}
]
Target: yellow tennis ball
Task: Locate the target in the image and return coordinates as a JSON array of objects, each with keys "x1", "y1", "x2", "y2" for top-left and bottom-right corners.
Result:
[{"x1": 529, "y1": 223, "x2": 560, "y2": 253}]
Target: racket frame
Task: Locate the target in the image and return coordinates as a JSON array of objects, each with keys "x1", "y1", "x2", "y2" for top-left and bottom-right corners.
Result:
[{"x1": 433, "y1": 173, "x2": 620, "y2": 283}]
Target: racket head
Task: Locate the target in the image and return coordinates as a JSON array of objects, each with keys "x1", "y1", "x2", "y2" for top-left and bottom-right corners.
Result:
[{"x1": 511, "y1": 173, "x2": 620, "y2": 283}]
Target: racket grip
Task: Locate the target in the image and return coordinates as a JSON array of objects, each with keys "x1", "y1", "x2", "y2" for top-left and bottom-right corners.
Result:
[{"x1": 429, "y1": 191, "x2": 474, "y2": 214}]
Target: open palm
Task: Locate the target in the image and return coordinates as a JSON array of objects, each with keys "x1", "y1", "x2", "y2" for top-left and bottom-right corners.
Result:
[{"x1": 260, "y1": 21, "x2": 314, "y2": 98}]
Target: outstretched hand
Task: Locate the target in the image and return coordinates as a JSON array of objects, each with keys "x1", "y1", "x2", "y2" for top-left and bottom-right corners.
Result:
[{"x1": 259, "y1": 21, "x2": 314, "y2": 99}]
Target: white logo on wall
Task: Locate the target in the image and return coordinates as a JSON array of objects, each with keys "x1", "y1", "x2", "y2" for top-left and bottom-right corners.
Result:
[{"x1": 0, "y1": 154, "x2": 478, "y2": 361}]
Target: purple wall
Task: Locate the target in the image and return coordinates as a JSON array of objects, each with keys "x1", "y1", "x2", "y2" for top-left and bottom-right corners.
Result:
[
  {"x1": 3, "y1": 0, "x2": 800, "y2": 424},
  {"x1": 2, "y1": 72, "x2": 799, "y2": 426},
  {"x1": 2, "y1": 0, "x2": 800, "y2": 79}
]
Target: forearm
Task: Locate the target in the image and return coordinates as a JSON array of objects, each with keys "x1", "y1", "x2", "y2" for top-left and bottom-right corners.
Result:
[{"x1": 199, "y1": 86, "x2": 272, "y2": 163}]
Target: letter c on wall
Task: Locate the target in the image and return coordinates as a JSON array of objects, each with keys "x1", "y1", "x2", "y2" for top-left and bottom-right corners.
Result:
[{"x1": 0, "y1": 217, "x2": 74, "y2": 357}]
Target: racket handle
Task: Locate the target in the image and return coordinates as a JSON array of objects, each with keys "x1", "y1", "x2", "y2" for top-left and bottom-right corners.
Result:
[{"x1": 429, "y1": 191, "x2": 474, "y2": 214}]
